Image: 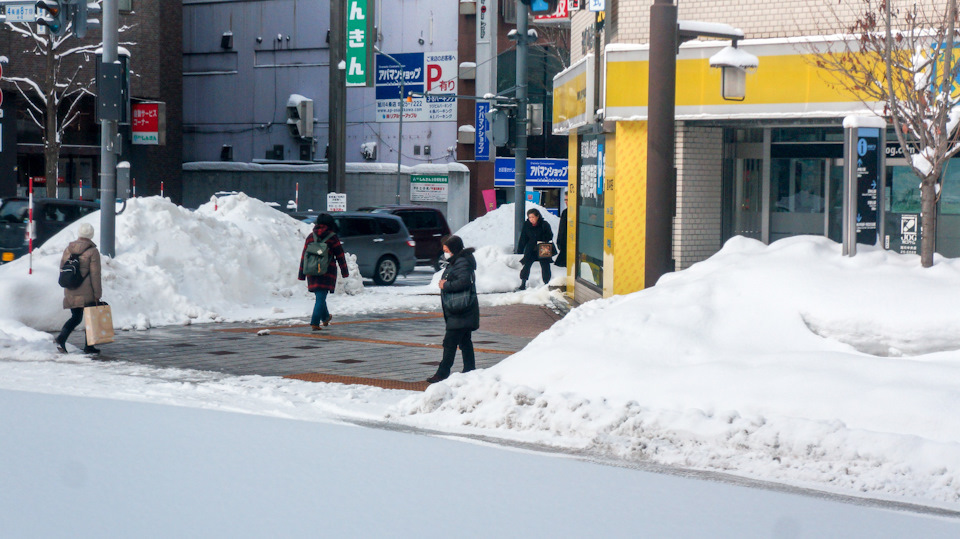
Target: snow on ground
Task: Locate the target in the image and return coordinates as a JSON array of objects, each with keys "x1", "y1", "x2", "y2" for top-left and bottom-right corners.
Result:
[
  {"x1": 5, "y1": 193, "x2": 960, "y2": 513},
  {"x1": 394, "y1": 236, "x2": 960, "y2": 509},
  {"x1": 0, "y1": 194, "x2": 556, "y2": 333}
]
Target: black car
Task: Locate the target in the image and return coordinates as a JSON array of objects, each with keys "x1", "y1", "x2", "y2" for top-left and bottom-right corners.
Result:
[
  {"x1": 0, "y1": 198, "x2": 100, "y2": 264},
  {"x1": 367, "y1": 206, "x2": 452, "y2": 270}
]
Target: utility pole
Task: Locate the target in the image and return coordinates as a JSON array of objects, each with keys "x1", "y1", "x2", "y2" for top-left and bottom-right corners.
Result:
[
  {"x1": 513, "y1": 1, "x2": 530, "y2": 250},
  {"x1": 375, "y1": 49, "x2": 406, "y2": 204},
  {"x1": 329, "y1": 0, "x2": 347, "y2": 194},
  {"x1": 646, "y1": 0, "x2": 678, "y2": 287},
  {"x1": 99, "y1": 0, "x2": 119, "y2": 257}
]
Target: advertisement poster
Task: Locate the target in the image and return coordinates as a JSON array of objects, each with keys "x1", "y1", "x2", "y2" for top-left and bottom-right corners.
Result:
[{"x1": 375, "y1": 51, "x2": 457, "y2": 122}]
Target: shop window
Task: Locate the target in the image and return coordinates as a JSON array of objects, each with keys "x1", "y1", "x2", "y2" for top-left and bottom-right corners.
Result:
[
  {"x1": 940, "y1": 161, "x2": 960, "y2": 215},
  {"x1": 890, "y1": 166, "x2": 921, "y2": 214}
]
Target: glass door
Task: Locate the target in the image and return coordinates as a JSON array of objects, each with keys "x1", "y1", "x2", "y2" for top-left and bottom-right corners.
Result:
[
  {"x1": 770, "y1": 158, "x2": 826, "y2": 242},
  {"x1": 733, "y1": 158, "x2": 763, "y2": 240}
]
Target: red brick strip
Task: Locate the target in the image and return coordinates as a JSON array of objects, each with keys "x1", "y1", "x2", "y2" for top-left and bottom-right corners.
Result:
[
  {"x1": 262, "y1": 330, "x2": 515, "y2": 355},
  {"x1": 284, "y1": 372, "x2": 430, "y2": 391}
]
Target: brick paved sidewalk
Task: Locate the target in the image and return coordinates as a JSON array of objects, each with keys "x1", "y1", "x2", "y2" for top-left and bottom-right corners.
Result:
[{"x1": 90, "y1": 304, "x2": 564, "y2": 391}]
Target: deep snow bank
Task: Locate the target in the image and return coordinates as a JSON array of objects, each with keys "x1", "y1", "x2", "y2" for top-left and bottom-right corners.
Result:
[
  {"x1": 394, "y1": 236, "x2": 960, "y2": 507},
  {"x1": 0, "y1": 194, "x2": 362, "y2": 330}
]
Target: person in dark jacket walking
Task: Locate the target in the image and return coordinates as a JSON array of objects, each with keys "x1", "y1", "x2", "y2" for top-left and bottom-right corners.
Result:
[
  {"x1": 556, "y1": 192, "x2": 568, "y2": 268},
  {"x1": 55, "y1": 223, "x2": 103, "y2": 354},
  {"x1": 427, "y1": 235, "x2": 479, "y2": 383},
  {"x1": 516, "y1": 208, "x2": 553, "y2": 290},
  {"x1": 298, "y1": 213, "x2": 349, "y2": 331}
]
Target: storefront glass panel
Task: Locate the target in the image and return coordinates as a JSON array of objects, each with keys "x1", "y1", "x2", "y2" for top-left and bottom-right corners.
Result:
[{"x1": 576, "y1": 133, "x2": 604, "y2": 288}]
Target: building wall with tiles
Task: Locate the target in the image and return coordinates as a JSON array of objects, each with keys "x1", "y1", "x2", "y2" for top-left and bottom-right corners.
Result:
[{"x1": 674, "y1": 124, "x2": 723, "y2": 270}]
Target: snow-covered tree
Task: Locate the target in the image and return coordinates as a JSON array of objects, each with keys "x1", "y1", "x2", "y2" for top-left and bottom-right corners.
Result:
[{"x1": 812, "y1": 0, "x2": 960, "y2": 267}]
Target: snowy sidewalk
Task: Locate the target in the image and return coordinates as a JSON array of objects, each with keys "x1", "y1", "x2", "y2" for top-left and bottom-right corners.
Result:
[{"x1": 79, "y1": 304, "x2": 563, "y2": 389}]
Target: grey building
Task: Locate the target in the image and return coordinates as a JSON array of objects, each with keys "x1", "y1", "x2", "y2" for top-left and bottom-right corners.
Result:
[{"x1": 182, "y1": 0, "x2": 459, "y2": 168}]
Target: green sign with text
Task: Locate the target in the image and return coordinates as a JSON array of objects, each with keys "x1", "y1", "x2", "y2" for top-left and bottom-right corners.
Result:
[{"x1": 346, "y1": 0, "x2": 374, "y2": 87}]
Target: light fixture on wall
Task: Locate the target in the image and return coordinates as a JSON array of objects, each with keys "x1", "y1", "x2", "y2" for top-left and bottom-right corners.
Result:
[{"x1": 709, "y1": 42, "x2": 758, "y2": 101}]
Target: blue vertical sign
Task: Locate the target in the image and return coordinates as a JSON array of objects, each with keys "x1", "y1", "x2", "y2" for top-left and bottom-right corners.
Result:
[{"x1": 475, "y1": 102, "x2": 490, "y2": 161}]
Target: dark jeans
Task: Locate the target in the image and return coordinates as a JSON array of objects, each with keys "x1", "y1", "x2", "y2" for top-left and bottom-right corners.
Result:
[
  {"x1": 520, "y1": 257, "x2": 552, "y2": 284},
  {"x1": 310, "y1": 290, "x2": 330, "y2": 326},
  {"x1": 436, "y1": 328, "x2": 475, "y2": 378},
  {"x1": 57, "y1": 307, "x2": 87, "y2": 348}
]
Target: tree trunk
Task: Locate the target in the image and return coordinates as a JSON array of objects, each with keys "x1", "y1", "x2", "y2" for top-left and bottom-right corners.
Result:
[
  {"x1": 43, "y1": 38, "x2": 59, "y2": 198},
  {"x1": 920, "y1": 177, "x2": 938, "y2": 267}
]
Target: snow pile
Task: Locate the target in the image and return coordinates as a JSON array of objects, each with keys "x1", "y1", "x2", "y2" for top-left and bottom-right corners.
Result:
[
  {"x1": 0, "y1": 194, "x2": 362, "y2": 331},
  {"x1": 394, "y1": 236, "x2": 960, "y2": 507},
  {"x1": 451, "y1": 202, "x2": 565, "y2": 290}
]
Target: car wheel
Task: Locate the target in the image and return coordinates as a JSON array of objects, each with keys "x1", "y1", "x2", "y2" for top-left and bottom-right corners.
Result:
[{"x1": 373, "y1": 256, "x2": 399, "y2": 285}]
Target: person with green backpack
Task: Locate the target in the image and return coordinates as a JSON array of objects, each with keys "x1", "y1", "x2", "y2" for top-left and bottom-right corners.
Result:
[{"x1": 298, "y1": 213, "x2": 349, "y2": 330}]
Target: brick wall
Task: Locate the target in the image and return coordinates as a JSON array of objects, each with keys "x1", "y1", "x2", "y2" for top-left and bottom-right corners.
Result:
[{"x1": 674, "y1": 124, "x2": 723, "y2": 270}]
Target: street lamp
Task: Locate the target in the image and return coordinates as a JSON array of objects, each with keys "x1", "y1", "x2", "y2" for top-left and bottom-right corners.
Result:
[
  {"x1": 375, "y1": 48, "x2": 409, "y2": 204},
  {"x1": 709, "y1": 43, "x2": 759, "y2": 101}
]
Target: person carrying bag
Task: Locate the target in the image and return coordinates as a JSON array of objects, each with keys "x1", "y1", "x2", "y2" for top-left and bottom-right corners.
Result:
[
  {"x1": 55, "y1": 223, "x2": 107, "y2": 355},
  {"x1": 428, "y1": 235, "x2": 479, "y2": 383}
]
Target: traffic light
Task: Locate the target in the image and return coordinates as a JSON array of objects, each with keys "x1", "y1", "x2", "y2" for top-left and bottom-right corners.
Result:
[
  {"x1": 521, "y1": 0, "x2": 560, "y2": 16},
  {"x1": 73, "y1": 1, "x2": 102, "y2": 39},
  {"x1": 35, "y1": 1, "x2": 68, "y2": 36}
]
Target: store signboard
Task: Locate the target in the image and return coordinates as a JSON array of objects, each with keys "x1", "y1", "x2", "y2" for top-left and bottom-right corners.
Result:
[
  {"x1": 327, "y1": 192, "x2": 347, "y2": 212},
  {"x1": 346, "y1": 0, "x2": 374, "y2": 87},
  {"x1": 494, "y1": 157, "x2": 568, "y2": 188},
  {"x1": 131, "y1": 102, "x2": 165, "y2": 145},
  {"x1": 375, "y1": 51, "x2": 457, "y2": 122},
  {"x1": 475, "y1": 102, "x2": 491, "y2": 161}
]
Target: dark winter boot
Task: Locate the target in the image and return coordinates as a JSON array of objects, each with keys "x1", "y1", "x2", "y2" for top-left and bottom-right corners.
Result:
[
  {"x1": 518, "y1": 280, "x2": 527, "y2": 291},
  {"x1": 55, "y1": 337, "x2": 67, "y2": 354},
  {"x1": 83, "y1": 345, "x2": 101, "y2": 355}
]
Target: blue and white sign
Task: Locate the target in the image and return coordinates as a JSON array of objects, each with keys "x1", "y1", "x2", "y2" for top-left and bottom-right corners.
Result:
[
  {"x1": 375, "y1": 51, "x2": 457, "y2": 123},
  {"x1": 475, "y1": 102, "x2": 491, "y2": 161},
  {"x1": 588, "y1": 0, "x2": 605, "y2": 12},
  {"x1": 5, "y1": 3, "x2": 37, "y2": 22},
  {"x1": 494, "y1": 157, "x2": 569, "y2": 188}
]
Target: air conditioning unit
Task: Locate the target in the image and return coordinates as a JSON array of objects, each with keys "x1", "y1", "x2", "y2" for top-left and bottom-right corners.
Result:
[{"x1": 286, "y1": 94, "x2": 314, "y2": 139}]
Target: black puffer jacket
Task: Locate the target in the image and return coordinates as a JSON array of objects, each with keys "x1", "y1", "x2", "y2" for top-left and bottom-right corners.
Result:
[
  {"x1": 440, "y1": 248, "x2": 480, "y2": 331},
  {"x1": 516, "y1": 218, "x2": 554, "y2": 264}
]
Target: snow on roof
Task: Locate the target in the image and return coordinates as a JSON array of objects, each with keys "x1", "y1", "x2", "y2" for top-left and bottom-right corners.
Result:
[{"x1": 678, "y1": 20, "x2": 744, "y2": 39}]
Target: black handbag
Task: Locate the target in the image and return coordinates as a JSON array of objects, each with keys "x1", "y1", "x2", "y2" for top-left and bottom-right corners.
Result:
[{"x1": 441, "y1": 275, "x2": 477, "y2": 315}]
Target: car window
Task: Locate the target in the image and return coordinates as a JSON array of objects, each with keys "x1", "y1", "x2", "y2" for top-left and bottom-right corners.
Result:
[
  {"x1": 338, "y1": 217, "x2": 378, "y2": 237},
  {"x1": 0, "y1": 201, "x2": 28, "y2": 223},
  {"x1": 77, "y1": 205, "x2": 97, "y2": 218},
  {"x1": 418, "y1": 211, "x2": 439, "y2": 229},
  {"x1": 377, "y1": 217, "x2": 401, "y2": 234},
  {"x1": 396, "y1": 212, "x2": 416, "y2": 230},
  {"x1": 45, "y1": 204, "x2": 81, "y2": 222}
]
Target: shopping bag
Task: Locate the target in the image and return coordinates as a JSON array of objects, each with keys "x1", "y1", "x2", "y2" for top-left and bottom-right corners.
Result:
[
  {"x1": 537, "y1": 241, "x2": 556, "y2": 259},
  {"x1": 84, "y1": 304, "x2": 115, "y2": 345}
]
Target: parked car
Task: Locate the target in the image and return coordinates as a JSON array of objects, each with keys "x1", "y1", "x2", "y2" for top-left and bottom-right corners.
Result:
[
  {"x1": 298, "y1": 211, "x2": 412, "y2": 285},
  {"x1": 367, "y1": 206, "x2": 451, "y2": 270},
  {"x1": 0, "y1": 197, "x2": 100, "y2": 264}
]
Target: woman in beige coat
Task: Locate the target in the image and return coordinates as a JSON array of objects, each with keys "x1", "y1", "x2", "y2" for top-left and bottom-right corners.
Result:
[{"x1": 55, "y1": 223, "x2": 103, "y2": 354}]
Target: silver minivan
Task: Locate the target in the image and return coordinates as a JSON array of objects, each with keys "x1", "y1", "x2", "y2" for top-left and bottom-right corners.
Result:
[{"x1": 331, "y1": 212, "x2": 417, "y2": 285}]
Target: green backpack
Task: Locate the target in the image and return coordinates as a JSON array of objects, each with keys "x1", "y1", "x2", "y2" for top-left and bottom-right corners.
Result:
[{"x1": 302, "y1": 232, "x2": 335, "y2": 276}]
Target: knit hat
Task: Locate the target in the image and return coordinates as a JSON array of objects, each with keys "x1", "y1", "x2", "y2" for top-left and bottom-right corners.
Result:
[{"x1": 78, "y1": 223, "x2": 94, "y2": 239}]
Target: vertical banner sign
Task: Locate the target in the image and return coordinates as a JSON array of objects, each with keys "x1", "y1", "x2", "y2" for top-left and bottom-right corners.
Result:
[
  {"x1": 856, "y1": 127, "x2": 880, "y2": 244},
  {"x1": 475, "y1": 102, "x2": 491, "y2": 161},
  {"x1": 346, "y1": 0, "x2": 374, "y2": 87}
]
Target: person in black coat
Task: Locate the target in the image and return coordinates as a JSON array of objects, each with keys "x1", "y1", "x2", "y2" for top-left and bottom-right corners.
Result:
[
  {"x1": 427, "y1": 235, "x2": 479, "y2": 383},
  {"x1": 516, "y1": 208, "x2": 553, "y2": 290},
  {"x1": 555, "y1": 192, "x2": 568, "y2": 268}
]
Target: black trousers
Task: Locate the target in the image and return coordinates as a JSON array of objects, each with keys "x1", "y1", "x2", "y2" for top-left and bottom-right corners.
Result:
[
  {"x1": 57, "y1": 307, "x2": 88, "y2": 348},
  {"x1": 437, "y1": 328, "x2": 475, "y2": 377},
  {"x1": 520, "y1": 257, "x2": 552, "y2": 284}
]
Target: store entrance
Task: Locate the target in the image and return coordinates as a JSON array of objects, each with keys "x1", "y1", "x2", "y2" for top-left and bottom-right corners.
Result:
[{"x1": 769, "y1": 158, "x2": 843, "y2": 242}]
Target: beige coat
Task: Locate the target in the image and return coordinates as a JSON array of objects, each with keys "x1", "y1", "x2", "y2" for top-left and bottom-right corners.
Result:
[{"x1": 60, "y1": 238, "x2": 102, "y2": 309}]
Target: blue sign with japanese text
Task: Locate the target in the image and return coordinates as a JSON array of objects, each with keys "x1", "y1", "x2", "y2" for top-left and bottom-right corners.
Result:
[
  {"x1": 494, "y1": 157, "x2": 569, "y2": 188},
  {"x1": 475, "y1": 102, "x2": 490, "y2": 161}
]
